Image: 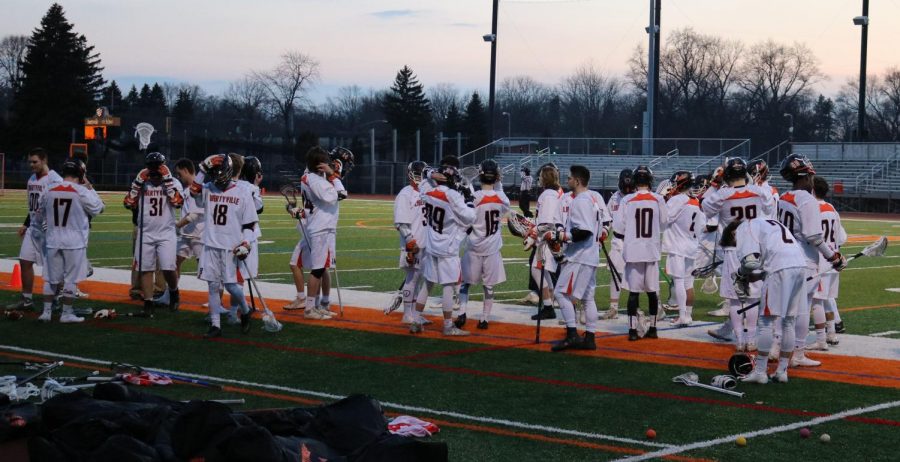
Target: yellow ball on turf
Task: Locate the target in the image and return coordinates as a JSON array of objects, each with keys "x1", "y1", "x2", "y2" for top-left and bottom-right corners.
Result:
[{"x1": 735, "y1": 436, "x2": 747, "y2": 447}]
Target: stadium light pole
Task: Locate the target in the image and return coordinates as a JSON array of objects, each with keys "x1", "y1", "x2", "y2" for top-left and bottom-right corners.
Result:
[
  {"x1": 783, "y1": 113, "x2": 794, "y2": 154},
  {"x1": 502, "y1": 111, "x2": 511, "y2": 151},
  {"x1": 854, "y1": 1, "x2": 870, "y2": 142},
  {"x1": 485, "y1": 0, "x2": 500, "y2": 143}
]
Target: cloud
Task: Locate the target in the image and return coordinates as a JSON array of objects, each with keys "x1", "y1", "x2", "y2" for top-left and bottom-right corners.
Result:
[{"x1": 370, "y1": 9, "x2": 420, "y2": 20}]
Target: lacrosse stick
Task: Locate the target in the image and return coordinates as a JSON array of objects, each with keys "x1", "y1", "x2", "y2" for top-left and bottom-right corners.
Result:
[
  {"x1": 459, "y1": 166, "x2": 480, "y2": 189},
  {"x1": 505, "y1": 211, "x2": 535, "y2": 238},
  {"x1": 535, "y1": 244, "x2": 547, "y2": 344},
  {"x1": 240, "y1": 260, "x2": 284, "y2": 332},
  {"x1": 701, "y1": 276, "x2": 719, "y2": 294},
  {"x1": 181, "y1": 398, "x2": 246, "y2": 405},
  {"x1": 600, "y1": 241, "x2": 621, "y2": 292},
  {"x1": 384, "y1": 279, "x2": 405, "y2": 315},
  {"x1": 808, "y1": 235, "x2": 888, "y2": 280},
  {"x1": 134, "y1": 123, "x2": 155, "y2": 152},
  {"x1": 109, "y1": 362, "x2": 224, "y2": 389},
  {"x1": 40, "y1": 379, "x2": 95, "y2": 402},
  {"x1": 672, "y1": 371, "x2": 744, "y2": 398},
  {"x1": 655, "y1": 178, "x2": 672, "y2": 198},
  {"x1": 331, "y1": 264, "x2": 344, "y2": 317}
]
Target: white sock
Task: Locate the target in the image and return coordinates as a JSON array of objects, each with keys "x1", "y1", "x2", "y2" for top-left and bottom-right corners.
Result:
[
  {"x1": 306, "y1": 296, "x2": 317, "y2": 311},
  {"x1": 296, "y1": 291, "x2": 305, "y2": 299}
]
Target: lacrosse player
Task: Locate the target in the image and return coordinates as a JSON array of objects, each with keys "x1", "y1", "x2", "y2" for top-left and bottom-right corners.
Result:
[
  {"x1": 724, "y1": 218, "x2": 807, "y2": 384},
  {"x1": 6, "y1": 148, "x2": 62, "y2": 311},
  {"x1": 174, "y1": 158, "x2": 204, "y2": 279},
  {"x1": 409, "y1": 161, "x2": 476, "y2": 336},
  {"x1": 455, "y1": 160, "x2": 509, "y2": 330},
  {"x1": 809, "y1": 176, "x2": 847, "y2": 350},
  {"x1": 519, "y1": 166, "x2": 534, "y2": 218},
  {"x1": 777, "y1": 154, "x2": 846, "y2": 367},
  {"x1": 613, "y1": 166, "x2": 667, "y2": 341},
  {"x1": 392, "y1": 161, "x2": 431, "y2": 325},
  {"x1": 36, "y1": 159, "x2": 104, "y2": 322},
  {"x1": 123, "y1": 152, "x2": 184, "y2": 314},
  {"x1": 701, "y1": 157, "x2": 774, "y2": 351},
  {"x1": 190, "y1": 154, "x2": 259, "y2": 337},
  {"x1": 663, "y1": 171, "x2": 704, "y2": 326},
  {"x1": 549, "y1": 165, "x2": 604, "y2": 351},
  {"x1": 602, "y1": 169, "x2": 634, "y2": 320},
  {"x1": 749, "y1": 160, "x2": 778, "y2": 219}
]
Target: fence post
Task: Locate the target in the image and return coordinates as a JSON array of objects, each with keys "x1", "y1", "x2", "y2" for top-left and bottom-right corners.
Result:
[
  {"x1": 416, "y1": 130, "x2": 421, "y2": 161},
  {"x1": 392, "y1": 129, "x2": 397, "y2": 163},
  {"x1": 370, "y1": 128, "x2": 376, "y2": 194}
]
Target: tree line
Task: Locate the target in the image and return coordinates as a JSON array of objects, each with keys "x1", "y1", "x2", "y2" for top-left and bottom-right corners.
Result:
[{"x1": 1, "y1": 4, "x2": 899, "y2": 167}]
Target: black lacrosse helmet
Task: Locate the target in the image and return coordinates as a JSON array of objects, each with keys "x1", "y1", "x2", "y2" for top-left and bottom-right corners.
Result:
[
  {"x1": 330, "y1": 147, "x2": 355, "y2": 178},
  {"x1": 437, "y1": 164, "x2": 460, "y2": 189},
  {"x1": 207, "y1": 154, "x2": 233, "y2": 190},
  {"x1": 241, "y1": 156, "x2": 263, "y2": 183},
  {"x1": 61, "y1": 158, "x2": 86, "y2": 181},
  {"x1": 633, "y1": 165, "x2": 653, "y2": 188},
  {"x1": 440, "y1": 155, "x2": 460, "y2": 168},
  {"x1": 748, "y1": 159, "x2": 769, "y2": 183},
  {"x1": 145, "y1": 152, "x2": 166, "y2": 171},
  {"x1": 690, "y1": 174, "x2": 710, "y2": 198},
  {"x1": 779, "y1": 153, "x2": 816, "y2": 183},
  {"x1": 670, "y1": 170, "x2": 693, "y2": 193},
  {"x1": 723, "y1": 157, "x2": 749, "y2": 183},
  {"x1": 407, "y1": 161, "x2": 427, "y2": 185},
  {"x1": 728, "y1": 352, "x2": 754, "y2": 377},
  {"x1": 618, "y1": 169, "x2": 635, "y2": 194},
  {"x1": 479, "y1": 159, "x2": 500, "y2": 184}
]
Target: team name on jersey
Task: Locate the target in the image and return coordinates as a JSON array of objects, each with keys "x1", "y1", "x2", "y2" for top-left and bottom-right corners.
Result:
[
  {"x1": 27, "y1": 184, "x2": 45, "y2": 193},
  {"x1": 209, "y1": 194, "x2": 241, "y2": 205},
  {"x1": 142, "y1": 188, "x2": 167, "y2": 197}
]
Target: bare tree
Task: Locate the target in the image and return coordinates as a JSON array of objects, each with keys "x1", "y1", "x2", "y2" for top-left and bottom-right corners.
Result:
[
  {"x1": 224, "y1": 75, "x2": 267, "y2": 119},
  {"x1": 737, "y1": 40, "x2": 822, "y2": 124},
  {"x1": 326, "y1": 85, "x2": 366, "y2": 130},
  {"x1": 559, "y1": 62, "x2": 622, "y2": 136},
  {"x1": 497, "y1": 76, "x2": 556, "y2": 136},
  {"x1": 427, "y1": 83, "x2": 464, "y2": 130},
  {"x1": 0, "y1": 35, "x2": 28, "y2": 90},
  {"x1": 252, "y1": 51, "x2": 320, "y2": 151}
]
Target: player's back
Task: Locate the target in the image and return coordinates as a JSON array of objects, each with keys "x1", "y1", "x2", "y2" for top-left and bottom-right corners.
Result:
[
  {"x1": 704, "y1": 184, "x2": 767, "y2": 227},
  {"x1": 817, "y1": 201, "x2": 846, "y2": 272},
  {"x1": 468, "y1": 190, "x2": 510, "y2": 256},
  {"x1": 203, "y1": 182, "x2": 256, "y2": 250},
  {"x1": 738, "y1": 219, "x2": 806, "y2": 273},
  {"x1": 422, "y1": 185, "x2": 472, "y2": 257},
  {"x1": 663, "y1": 193, "x2": 702, "y2": 257},
  {"x1": 619, "y1": 191, "x2": 666, "y2": 262},
  {"x1": 140, "y1": 182, "x2": 181, "y2": 242},
  {"x1": 536, "y1": 188, "x2": 564, "y2": 226},
  {"x1": 777, "y1": 189, "x2": 820, "y2": 268},
  {"x1": 42, "y1": 181, "x2": 102, "y2": 249},
  {"x1": 394, "y1": 185, "x2": 426, "y2": 249}
]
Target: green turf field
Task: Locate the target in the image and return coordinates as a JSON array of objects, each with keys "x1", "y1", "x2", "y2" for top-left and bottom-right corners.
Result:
[{"x1": 0, "y1": 190, "x2": 899, "y2": 461}]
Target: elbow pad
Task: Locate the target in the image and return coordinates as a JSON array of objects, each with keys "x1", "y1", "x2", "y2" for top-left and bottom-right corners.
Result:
[
  {"x1": 241, "y1": 223, "x2": 257, "y2": 242},
  {"x1": 396, "y1": 223, "x2": 413, "y2": 242}
]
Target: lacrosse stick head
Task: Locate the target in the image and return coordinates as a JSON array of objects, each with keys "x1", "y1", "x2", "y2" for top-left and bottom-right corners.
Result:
[
  {"x1": 862, "y1": 236, "x2": 888, "y2": 257},
  {"x1": 459, "y1": 166, "x2": 480, "y2": 188},
  {"x1": 655, "y1": 178, "x2": 672, "y2": 197},
  {"x1": 672, "y1": 372, "x2": 700, "y2": 384},
  {"x1": 135, "y1": 123, "x2": 155, "y2": 151},
  {"x1": 280, "y1": 184, "x2": 299, "y2": 208},
  {"x1": 506, "y1": 212, "x2": 534, "y2": 238},
  {"x1": 262, "y1": 311, "x2": 283, "y2": 332},
  {"x1": 701, "y1": 275, "x2": 719, "y2": 294}
]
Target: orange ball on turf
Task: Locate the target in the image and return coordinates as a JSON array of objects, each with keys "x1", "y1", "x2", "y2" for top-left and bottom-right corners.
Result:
[{"x1": 646, "y1": 429, "x2": 657, "y2": 439}]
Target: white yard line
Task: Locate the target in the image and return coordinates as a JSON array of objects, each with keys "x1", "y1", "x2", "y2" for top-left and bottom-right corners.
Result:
[
  {"x1": 611, "y1": 399, "x2": 900, "y2": 462},
  {"x1": 0, "y1": 344, "x2": 670, "y2": 450},
  {"x1": 869, "y1": 331, "x2": 900, "y2": 337}
]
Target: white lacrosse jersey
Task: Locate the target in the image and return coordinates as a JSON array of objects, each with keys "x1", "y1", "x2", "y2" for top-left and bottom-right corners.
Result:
[
  {"x1": 777, "y1": 189, "x2": 827, "y2": 269},
  {"x1": 40, "y1": 181, "x2": 104, "y2": 250},
  {"x1": 564, "y1": 191, "x2": 603, "y2": 267},
  {"x1": 608, "y1": 190, "x2": 626, "y2": 238},
  {"x1": 394, "y1": 184, "x2": 427, "y2": 250},
  {"x1": 200, "y1": 181, "x2": 259, "y2": 250},
  {"x1": 736, "y1": 218, "x2": 807, "y2": 274},
  {"x1": 421, "y1": 185, "x2": 476, "y2": 257},
  {"x1": 536, "y1": 188, "x2": 564, "y2": 227},
  {"x1": 589, "y1": 189, "x2": 611, "y2": 226},
  {"x1": 137, "y1": 182, "x2": 183, "y2": 243},
  {"x1": 561, "y1": 191, "x2": 575, "y2": 225},
  {"x1": 614, "y1": 190, "x2": 667, "y2": 263},
  {"x1": 817, "y1": 200, "x2": 847, "y2": 273},
  {"x1": 759, "y1": 181, "x2": 779, "y2": 219},
  {"x1": 237, "y1": 180, "x2": 263, "y2": 240},
  {"x1": 26, "y1": 170, "x2": 63, "y2": 228},
  {"x1": 520, "y1": 174, "x2": 533, "y2": 191},
  {"x1": 701, "y1": 184, "x2": 773, "y2": 229},
  {"x1": 300, "y1": 173, "x2": 339, "y2": 235},
  {"x1": 467, "y1": 190, "x2": 510, "y2": 256},
  {"x1": 663, "y1": 193, "x2": 704, "y2": 258},
  {"x1": 179, "y1": 188, "x2": 205, "y2": 239}
]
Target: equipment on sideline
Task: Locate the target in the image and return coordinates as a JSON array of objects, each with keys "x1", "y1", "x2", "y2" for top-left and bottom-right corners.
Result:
[
  {"x1": 110, "y1": 362, "x2": 224, "y2": 389},
  {"x1": 728, "y1": 353, "x2": 754, "y2": 377},
  {"x1": 672, "y1": 371, "x2": 744, "y2": 397},
  {"x1": 135, "y1": 123, "x2": 155, "y2": 152},
  {"x1": 710, "y1": 375, "x2": 738, "y2": 390},
  {"x1": 701, "y1": 276, "x2": 719, "y2": 295},
  {"x1": 692, "y1": 260, "x2": 724, "y2": 278},
  {"x1": 240, "y1": 260, "x2": 284, "y2": 332},
  {"x1": 16, "y1": 361, "x2": 63, "y2": 386}
]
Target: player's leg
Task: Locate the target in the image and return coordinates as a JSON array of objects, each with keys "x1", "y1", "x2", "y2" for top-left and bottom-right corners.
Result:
[
  {"x1": 791, "y1": 272, "x2": 820, "y2": 367},
  {"x1": 58, "y1": 249, "x2": 83, "y2": 323},
  {"x1": 303, "y1": 234, "x2": 332, "y2": 319},
  {"x1": 809, "y1": 291, "x2": 829, "y2": 351},
  {"x1": 624, "y1": 262, "x2": 644, "y2": 340},
  {"x1": 285, "y1": 241, "x2": 306, "y2": 310},
  {"x1": 160, "y1": 237, "x2": 179, "y2": 311},
  {"x1": 136, "y1": 238, "x2": 156, "y2": 315},
  {"x1": 438, "y1": 255, "x2": 468, "y2": 336},
  {"x1": 644, "y1": 262, "x2": 660, "y2": 337}
]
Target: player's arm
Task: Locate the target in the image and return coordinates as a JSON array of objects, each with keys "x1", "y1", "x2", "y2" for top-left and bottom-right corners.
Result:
[
  {"x1": 657, "y1": 195, "x2": 669, "y2": 231},
  {"x1": 234, "y1": 201, "x2": 260, "y2": 260},
  {"x1": 310, "y1": 175, "x2": 339, "y2": 205},
  {"x1": 700, "y1": 188, "x2": 723, "y2": 232},
  {"x1": 798, "y1": 198, "x2": 845, "y2": 269},
  {"x1": 332, "y1": 178, "x2": 348, "y2": 201},
  {"x1": 757, "y1": 185, "x2": 775, "y2": 218},
  {"x1": 450, "y1": 190, "x2": 476, "y2": 226},
  {"x1": 612, "y1": 203, "x2": 625, "y2": 239},
  {"x1": 80, "y1": 186, "x2": 105, "y2": 218},
  {"x1": 252, "y1": 186, "x2": 264, "y2": 213}
]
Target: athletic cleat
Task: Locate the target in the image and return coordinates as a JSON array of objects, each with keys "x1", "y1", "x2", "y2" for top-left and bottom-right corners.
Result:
[
  {"x1": 670, "y1": 317, "x2": 692, "y2": 327},
  {"x1": 770, "y1": 370, "x2": 789, "y2": 383},
  {"x1": 551, "y1": 330, "x2": 583, "y2": 352},
  {"x1": 707, "y1": 323, "x2": 733, "y2": 342},
  {"x1": 283, "y1": 297, "x2": 305, "y2": 311},
  {"x1": 304, "y1": 309, "x2": 328, "y2": 320},
  {"x1": 204, "y1": 326, "x2": 222, "y2": 338},
  {"x1": 75, "y1": 289, "x2": 89, "y2": 299},
  {"x1": 628, "y1": 329, "x2": 640, "y2": 341},
  {"x1": 477, "y1": 320, "x2": 489, "y2": 330},
  {"x1": 635, "y1": 311, "x2": 648, "y2": 338},
  {"x1": 826, "y1": 333, "x2": 840, "y2": 346},
  {"x1": 317, "y1": 305, "x2": 335, "y2": 317},
  {"x1": 454, "y1": 313, "x2": 467, "y2": 329},
  {"x1": 557, "y1": 317, "x2": 567, "y2": 326},
  {"x1": 708, "y1": 301, "x2": 729, "y2": 317},
  {"x1": 531, "y1": 306, "x2": 556, "y2": 320},
  {"x1": 805, "y1": 340, "x2": 829, "y2": 351},
  {"x1": 655, "y1": 307, "x2": 667, "y2": 322},
  {"x1": 169, "y1": 290, "x2": 180, "y2": 312},
  {"x1": 518, "y1": 291, "x2": 540, "y2": 305},
  {"x1": 240, "y1": 310, "x2": 251, "y2": 334},
  {"x1": 60, "y1": 313, "x2": 84, "y2": 323},
  {"x1": 600, "y1": 307, "x2": 619, "y2": 320},
  {"x1": 153, "y1": 290, "x2": 170, "y2": 306},
  {"x1": 442, "y1": 326, "x2": 470, "y2": 336},
  {"x1": 409, "y1": 323, "x2": 423, "y2": 334},
  {"x1": 740, "y1": 370, "x2": 769, "y2": 384},
  {"x1": 6, "y1": 297, "x2": 33, "y2": 311},
  {"x1": 129, "y1": 291, "x2": 144, "y2": 301},
  {"x1": 38, "y1": 312, "x2": 52, "y2": 322},
  {"x1": 644, "y1": 326, "x2": 658, "y2": 339},
  {"x1": 578, "y1": 332, "x2": 597, "y2": 350},
  {"x1": 417, "y1": 315, "x2": 433, "y2": 325},
  {"x1": 225, "y1": 313, "x2": 240, "y2": 325},
  {"x1": 790, "y1": 354, "x2": 821, "y2": 368},
  {"x1": 384, "y1": 293, "x2": 402, "y2": 315},
  {"x1": 401, "y1": 315, "x2": 418, "y2": 325},
  {"x1": 835, "y1": 321, "x2": 845, "y2": 334}
]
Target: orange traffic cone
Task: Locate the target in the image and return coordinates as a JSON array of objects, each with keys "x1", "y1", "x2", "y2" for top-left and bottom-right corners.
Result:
[{"x1": 10, "y1": 263, "x2": 22, "y2": 289}]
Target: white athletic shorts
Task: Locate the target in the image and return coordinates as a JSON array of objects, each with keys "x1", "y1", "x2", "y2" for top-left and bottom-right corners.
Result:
[
  {"x1": 177, "y1": 235, "x2": 203, "y2": 260},
  {"x1": 422, "y1": 253, "x2": 462, "y2": 285},
  {"x1": 759, "y1": 267, "x2": 806, "y2": 318},
  {"x1": 298, "y1": 232, "x2": 335, "y2": 270},
  {"x1": 198, "y1": 246, "x2": 240, "y2": 284},
  {"x1": 720, "y1": 248, "x2": 761, "y2": 300},
  {"x1": 290, "y1": 238, "x2": 306, "y2": 268},
  {"x1": 814, "y1": 272, "x2": 839, "y2": 300},
  {"x1": 530, "y1": 244, "x2": 559, "y2": 273},
  {"x1": 665, "y1": 254, "x2": 695, "y2": 279},
  {"x1": 45, "y1": 247, "x2": 86, "y2": 292},
  {"x1": 134, "y1": 238, "x2": 177, "y2": 272},
  {"x1": 608, "y1": 238, "x2": 628, "y2": 291},
  {"x1": 398, "y1": 249, "x2": 423, "y2": 269},
  {"x1": 18, "y1": 227, "x2": 46, "y2": 266},
  {"x1": 624, "y1": 261, "x2": 660, "y2": 293},
  {"x1": 238, "y1": 240, "x2": 259, "y2": 279},
  {"x1": 555, "y1": 262, "x2": 597, "y2": 301},
  {"x1": 462, "y1": 251, "x2": 506, "y2": 286}
]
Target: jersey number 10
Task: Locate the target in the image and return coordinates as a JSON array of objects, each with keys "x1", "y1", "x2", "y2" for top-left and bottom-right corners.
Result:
[{"x1": 634, "y1": 208, "x2": 654, "y2": 238}]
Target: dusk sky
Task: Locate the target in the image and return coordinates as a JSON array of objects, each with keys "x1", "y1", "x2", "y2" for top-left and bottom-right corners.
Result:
[{"x1": 3, "y1": 1, "x2": 899, "y2": 102}]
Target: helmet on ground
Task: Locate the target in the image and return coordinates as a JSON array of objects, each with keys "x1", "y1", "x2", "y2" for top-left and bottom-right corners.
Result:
[
  {"x1": 779, "y1": 154, "x2": 816, "y2": 183},
  {"x1": 479, "y1": 159, "x2": 499, "y2": 184},
  {"x1": 240, "y1": 156, "x2": 262, "y2": 183},
  {"x1": 728, "y1": 352, "x2": 753, "y2": 377}
]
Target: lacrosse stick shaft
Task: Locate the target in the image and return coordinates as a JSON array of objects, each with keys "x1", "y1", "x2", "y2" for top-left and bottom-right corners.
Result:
[
  {"x1": 181, "y1": 398, "x2": 245, "y2": 405},
  {"x1": 600, "y1": 241, "x2": 621, "y2": 291},
  {"x1": 331, "y1": 266, "x2": 344, "y2": 317},
  {"x1": 686, "y1": 380, "x2": 745, "y2": 397},
  {"x1": 17, "y1": 361, "x2": 63, "y2": 386}
]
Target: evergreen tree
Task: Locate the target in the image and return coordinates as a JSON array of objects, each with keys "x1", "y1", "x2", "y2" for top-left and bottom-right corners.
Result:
[
  {"x1": 172, "y1": 89, "x2": 193, "y2": 122},
  {"x1": 149, "y1": 83, "x2": 166, "y2": 112},
  {"x1": 383, "y1": 65, "x2": 432, "y2": 139},
  {"x1": 124, "y1": 85, "x2": 139, "y2": 110},
  {"x1": 138, "y1": 83, "x2": 152, "y2": 108},
  {"x1": 102, "y1": 80, "x2": 122, "y2": 112},
  {"x1": 444, "y1": 102, "x2": 463, "y2": 136},
  {"x1": 812, "y1": 95, "x2": 836, "y2": 142},
  {"x1": 463, "y1": 91, "x2": 488, "y2": 149},
  {"x1": 10, "y1": 3, "x2": 105, "y2": 155}
]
